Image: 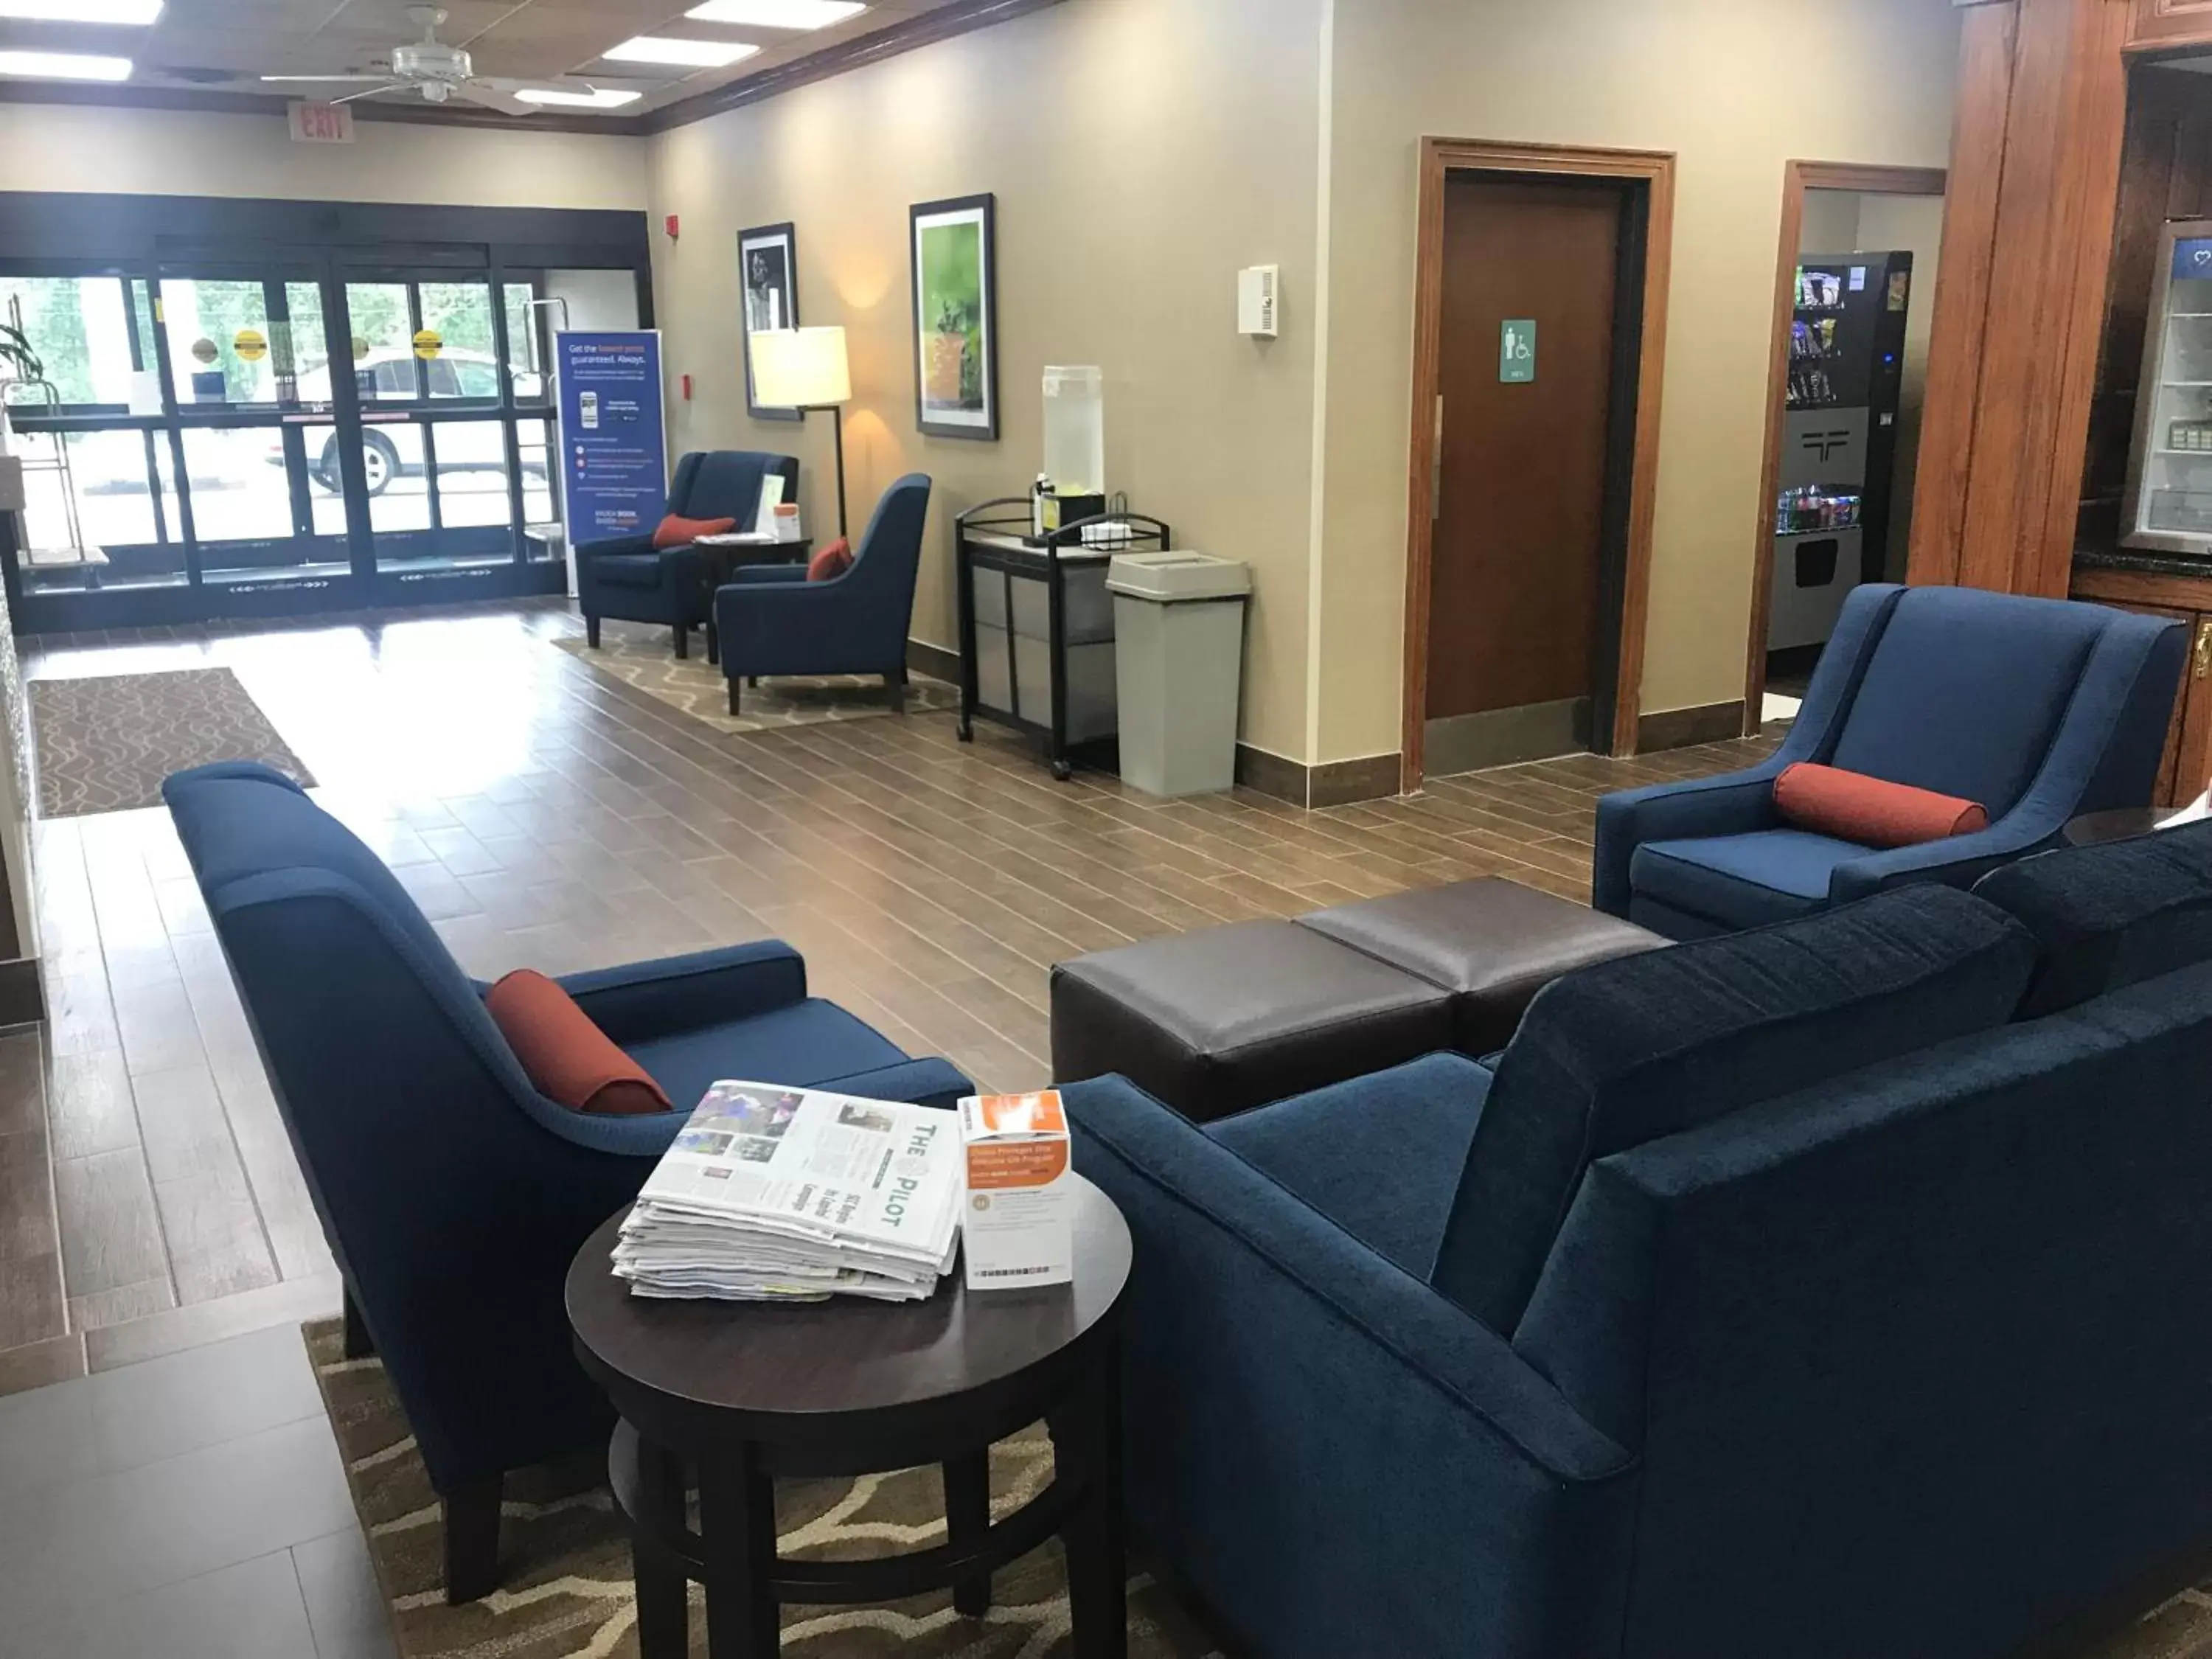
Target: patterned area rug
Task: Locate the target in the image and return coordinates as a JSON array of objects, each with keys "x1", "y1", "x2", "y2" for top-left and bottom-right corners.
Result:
[
  {"x1": 304, "y1": 1321, "x2": 1225, "y2": 1659},
  {"x1": 29, "y1": 667, "x2": 314, "y2": 818},
  {"x1": 554, "y1": 624, "x2": 958, "y2": 737}
]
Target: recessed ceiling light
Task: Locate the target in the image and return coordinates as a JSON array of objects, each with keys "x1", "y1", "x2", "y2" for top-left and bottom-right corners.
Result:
[
  {"x1": 603, "y1": 35, "x2": 760, "y2": 69},
  {"x1": 684, "y1": 0, "x2": 866, "y2": 30},
  {"x1": 0, "y1": 0, "x2": 161, "y2": 21},
  {"x1": 514, "y1": 85, "x2": 643, "y2": 109},
  {"x1": 0, "y1": 49, "x2": 132, "y2": 80}
]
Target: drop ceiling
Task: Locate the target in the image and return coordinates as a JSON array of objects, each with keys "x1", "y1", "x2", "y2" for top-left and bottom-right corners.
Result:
[{"x1": 0, "y1": 0, "x2": 991, "y2": 128}]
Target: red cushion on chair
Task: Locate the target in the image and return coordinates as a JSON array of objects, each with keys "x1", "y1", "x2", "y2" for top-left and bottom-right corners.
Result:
[
  {"x1": 652, "y1": 513, "x2": 737, "y2": 551},
  {"x1": 807, "y1": 538, "x2": 854, "y2": 582},
  {"x1": 485, "y1": 970, "x2": 674, "y2": 1116},
  {"x1": 1773, "y1": 762, "x2": 1989, "y2": 850}
]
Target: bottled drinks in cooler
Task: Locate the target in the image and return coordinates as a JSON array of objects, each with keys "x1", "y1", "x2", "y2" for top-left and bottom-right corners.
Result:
[{"x1": 1777, "y1": 486, "x2": 1863, "y2": 536}]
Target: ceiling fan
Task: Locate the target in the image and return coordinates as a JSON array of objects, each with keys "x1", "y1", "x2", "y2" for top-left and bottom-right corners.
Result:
[{"x1": 260, "y1": 6, "x2": 606, "y2": 116}]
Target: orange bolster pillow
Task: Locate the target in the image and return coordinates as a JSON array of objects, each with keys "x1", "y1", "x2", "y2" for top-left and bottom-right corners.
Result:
[
  {"x1": 1773, "y1": 762, "x2": 1989, "y2": 850},
  {"x1": 807, "y1": 538, "x2": 854, "y2": 582},
  {"x1": 653, "y1": 513, "x2": 737, "y2": 551},
  {"x1": 486, "y1": 970, "x2": 674, "y2": 1116}
]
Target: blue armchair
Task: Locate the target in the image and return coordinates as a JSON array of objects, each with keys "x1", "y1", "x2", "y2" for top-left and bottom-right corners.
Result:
[
  {"x1": 1594, "y1": 583, "x2": 2185, "y2": 939},
  {"x1": 577, "y1": 449, "x2": 797, "y2": 658},
  {"x1": 159, "y1": 761, "x2": 970, "y2": 1602},
  {"x1": 714, "y1": 473, "x2": 931, "y2": 715},
  {"x1": 1065, "y1": 882, "x2": 2212, "y2": 1656}
]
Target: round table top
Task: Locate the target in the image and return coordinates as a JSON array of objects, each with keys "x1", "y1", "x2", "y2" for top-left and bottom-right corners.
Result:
[
  {"x1": 2063, "y1": 807, "x2": 2176, "y2": 849},
  {"x1": 566, "y1": 1174, "x2": 1130, "y2": 1424}
]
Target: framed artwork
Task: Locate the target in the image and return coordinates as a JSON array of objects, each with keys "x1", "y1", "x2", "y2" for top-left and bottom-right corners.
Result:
[
  {"x1": 739, "y1": 221, "x2": 801, "y2": 422},
  {"x1": 908, "y1": 193, "x2": 998, "y2": 441}
]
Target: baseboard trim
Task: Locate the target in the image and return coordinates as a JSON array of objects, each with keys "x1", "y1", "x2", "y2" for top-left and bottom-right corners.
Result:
[
  {"x1": 1235, "y1": 745, "x2": 1401, "y2": 809},
  {"x1": 1638, "y1": 700, "x2": 1747, "y2": 753},
  {"x1": 907, "y1": 638, "x2": 961, "y2": 684},
  {"x1": 0, "y1": 958, "x2": 44, "y2": 1029},
  {"x1": 1426, "y1": 699, "x2": 1591, "y2": 776}
]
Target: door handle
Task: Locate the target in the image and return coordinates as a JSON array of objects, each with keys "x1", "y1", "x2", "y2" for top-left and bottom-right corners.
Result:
[
  {"x1": 2197, "y1": 620, "x2": 2212, "y2": 681},
  {"x1": 1430, "y1": 394, "x2": 1445, "y2": 523}
]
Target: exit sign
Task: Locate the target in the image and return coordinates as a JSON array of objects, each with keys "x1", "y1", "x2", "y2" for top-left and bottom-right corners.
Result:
[
  {"x1": 288, "y1": 101, "x2": 355, "y2": 145},
  {"x1": 1500, "y1": 319, "x2": 1537, "y2": 383}
]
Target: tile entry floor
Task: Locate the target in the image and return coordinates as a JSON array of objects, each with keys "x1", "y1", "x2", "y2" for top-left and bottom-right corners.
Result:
[
  {"x1": 0, "y1": 1322, "x2": 392, "y2": 1659},
  {"x1": 0, "y1": 599, "x2": 1778, "y2": 1655}
]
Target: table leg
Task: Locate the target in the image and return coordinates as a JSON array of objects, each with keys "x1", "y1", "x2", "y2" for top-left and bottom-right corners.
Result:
[
  {"x1": 1051, "y1": 1357, "x2": 1127, "y2": 1659},
  {"x1": 943, "y1": 1451, "x2": 992, "y2": 1617},
  {"x1": 698, "y1": 1441, "x2": 780, "y2": 1658},
  {"x1": 631, "y1": 1435, "x2": 692, "y2": 1659}
]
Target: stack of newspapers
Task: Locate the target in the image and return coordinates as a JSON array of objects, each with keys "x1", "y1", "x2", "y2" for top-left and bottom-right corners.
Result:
[{"x1": 613, "y1": 1081, "x2": 962, "y2": 1304}]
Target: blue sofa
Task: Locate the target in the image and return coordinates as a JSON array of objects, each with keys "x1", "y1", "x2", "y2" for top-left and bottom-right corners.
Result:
[
  {"x1": 714, "y1": 472, "x2": 931, "y2": 716},
  {"x1": 160, "y1": 760, "x2": 970, "y2": 1601},
  {"x1": 1067, "y1": 837, "x2": 2212, "y2": 1658},
  {"x1": 1593, "y1": 584, "x2": 2185, "y2": 939},
  {"x1": 577, "y1": 449, "x2": 798, "y2": 659}
]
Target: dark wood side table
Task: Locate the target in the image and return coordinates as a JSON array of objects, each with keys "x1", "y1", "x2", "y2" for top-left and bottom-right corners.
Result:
[
  {"x1": 566, "y1": 1175, "x2": 1133, "y2": 1658},
  {"x1": 2063, "y1": 807, "x2": 2177, "y2": 848},
  {"x1": 693, "y1": 537, "x2": 811, "y2": 666}
]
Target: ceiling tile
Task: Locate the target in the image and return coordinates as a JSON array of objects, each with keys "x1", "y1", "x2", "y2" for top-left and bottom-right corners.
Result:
[{"x1": 1, "y1": 0, "x2": 984, "y2": 117}]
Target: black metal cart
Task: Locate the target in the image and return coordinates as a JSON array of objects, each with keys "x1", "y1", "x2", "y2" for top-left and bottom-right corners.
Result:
[{"x1": 953, "y1": 498, "x2": 1171, "y2": 781}]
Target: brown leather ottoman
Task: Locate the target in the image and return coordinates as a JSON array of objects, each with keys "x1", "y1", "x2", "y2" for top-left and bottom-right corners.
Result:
[
  {"x1": 1298, "y1": 877, "x2": 1666, "y2": 1054},
  {"x1": 1049, "y1": 920, "x2": 1454, "y2": 1123}
]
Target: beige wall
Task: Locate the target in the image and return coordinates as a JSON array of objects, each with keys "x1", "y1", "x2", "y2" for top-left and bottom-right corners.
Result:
[
  {"x1": 0, "y1": 102, "x2": 647, "y2": 209},
  {"x1": 647, "y1": 0, "x2": 1326, "y2": 759},
  {"x1": 1314, "y1": 0, "x2": 1961, "y2": 765}
]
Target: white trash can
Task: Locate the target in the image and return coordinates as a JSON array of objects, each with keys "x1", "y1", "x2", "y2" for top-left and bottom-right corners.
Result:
[{"x1": 1106, "y1": 551, "x2": 1252, "y2": 798}]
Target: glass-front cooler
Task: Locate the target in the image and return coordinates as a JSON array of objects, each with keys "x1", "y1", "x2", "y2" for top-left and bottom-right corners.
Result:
[{"x1": 2124, "y1": 220, "x2": 2212, "y2": 552}]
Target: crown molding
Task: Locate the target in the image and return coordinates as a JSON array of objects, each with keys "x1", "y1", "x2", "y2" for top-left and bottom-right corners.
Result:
[{"x1": 641, "y1": 0, "x2": 1071, "y2": 133}]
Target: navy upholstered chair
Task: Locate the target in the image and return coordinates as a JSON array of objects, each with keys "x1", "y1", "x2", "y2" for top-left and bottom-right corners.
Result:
[
  {"x1": 577, "y1": 449, "x2": 797, "y2": 658},
  {"x1": 1068, "y1": 881, "x2": 2212, "y2": 1657},
  {"x1": 714, "y1": 473, "x2": 931, "y2": 715},
  {"x1": 1593, "y1": 583, "x2": 2186, "y2": 939},
  {"x1": 161, "y1": 760, "x2": 969, "y2": 1604}
]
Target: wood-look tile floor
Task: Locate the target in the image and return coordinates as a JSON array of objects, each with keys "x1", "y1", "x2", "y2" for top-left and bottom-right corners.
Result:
[{"x1": 0, "y1": 599, "x2": 1780, "y2": 1391}]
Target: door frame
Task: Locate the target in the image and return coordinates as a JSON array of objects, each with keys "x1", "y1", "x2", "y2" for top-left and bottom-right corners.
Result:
[
  {"x1": 1401, "y1": 137, "x2": 1677, "y2": 793},
  {"x1": 1741, "y1": 161, "x2": 1947, "y2": 731}
]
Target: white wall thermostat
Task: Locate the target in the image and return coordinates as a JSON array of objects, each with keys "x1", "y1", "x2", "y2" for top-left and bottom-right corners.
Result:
[{"x1": 1238, "y1": 265, "x2": 1281, "y2": 338}]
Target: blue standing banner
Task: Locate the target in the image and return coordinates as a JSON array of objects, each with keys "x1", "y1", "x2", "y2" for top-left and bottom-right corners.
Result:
[{"x1": 555, "y1": 331, "x2": 668, "y2": 544}]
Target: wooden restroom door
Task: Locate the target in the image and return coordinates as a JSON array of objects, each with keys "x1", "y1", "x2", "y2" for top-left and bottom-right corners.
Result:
[{"x1": 1426, "y1": 173, "x2": 1630, "y2": 773}]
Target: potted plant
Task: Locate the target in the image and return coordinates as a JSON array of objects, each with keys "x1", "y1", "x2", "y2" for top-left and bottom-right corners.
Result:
[{"x1": 926, "y1": 296, "x2": 969, "y2": 409}]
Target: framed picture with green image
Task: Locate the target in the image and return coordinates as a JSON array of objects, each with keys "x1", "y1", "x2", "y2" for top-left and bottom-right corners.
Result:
[{"x1": 909, "y1": 193, "x2": 998, "y2": 441}]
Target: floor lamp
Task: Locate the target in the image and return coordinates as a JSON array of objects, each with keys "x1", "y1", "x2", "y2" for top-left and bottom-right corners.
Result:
[{"x1": 751, "y1": 326, "x2": 853, "y2": 539}]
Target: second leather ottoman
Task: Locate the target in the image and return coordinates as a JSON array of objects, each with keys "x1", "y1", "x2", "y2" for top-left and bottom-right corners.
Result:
[
  {"x1": 1049, "y1": 920, "x2": 1453, "y2": 1123},
  {"x1": 1298, "y1": 877, "x2": 1667, "y2": 1054}
]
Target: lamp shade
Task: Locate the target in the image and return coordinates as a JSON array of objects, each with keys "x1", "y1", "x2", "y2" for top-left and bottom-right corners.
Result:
[{"x1": 751, "y1": 325, "x2": 851, "y2": 408}]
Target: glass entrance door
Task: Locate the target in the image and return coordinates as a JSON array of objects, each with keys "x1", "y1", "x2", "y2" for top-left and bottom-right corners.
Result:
[
  {"x1": 335, "y1": 262, "x2": 543, "y2": 585},
  {"x1": 155, "y1": 265, "x2": 358, "y2": 602},
  {"x1": 0, "y1": 234, "x2": 595, "y2": 631}
]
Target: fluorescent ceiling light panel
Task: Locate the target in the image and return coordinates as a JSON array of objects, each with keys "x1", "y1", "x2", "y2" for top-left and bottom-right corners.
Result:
[
  {"x1": 0, "y1": 0, "x2": 160, "y2": 21},
  {"x1": 514, "y1": 85, "x2": 643, "y2": 108},
  {"x1": 0, "y1": 49, "x2": 131, "y2": 80},
  {"x1": 684, "y1": 0, "x2": 866, "y2": 30},
  {"x1": 603, "y1": 35, "x2": 760, "y2": 68}
]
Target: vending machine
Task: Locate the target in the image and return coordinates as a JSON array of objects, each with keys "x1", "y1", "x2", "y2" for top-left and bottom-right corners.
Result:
[
  {"x1": 1767, "y1": 251, "x2": 1915, "y2": 655},
  {"x1": 2123, "y1": 221, "x2": 2212, "y2": 554}
]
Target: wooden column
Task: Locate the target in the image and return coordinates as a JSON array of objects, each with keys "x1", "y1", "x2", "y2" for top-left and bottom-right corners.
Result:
[{"x1": 1908, "y1": 0, "x2": 2136, "y2": 596}]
